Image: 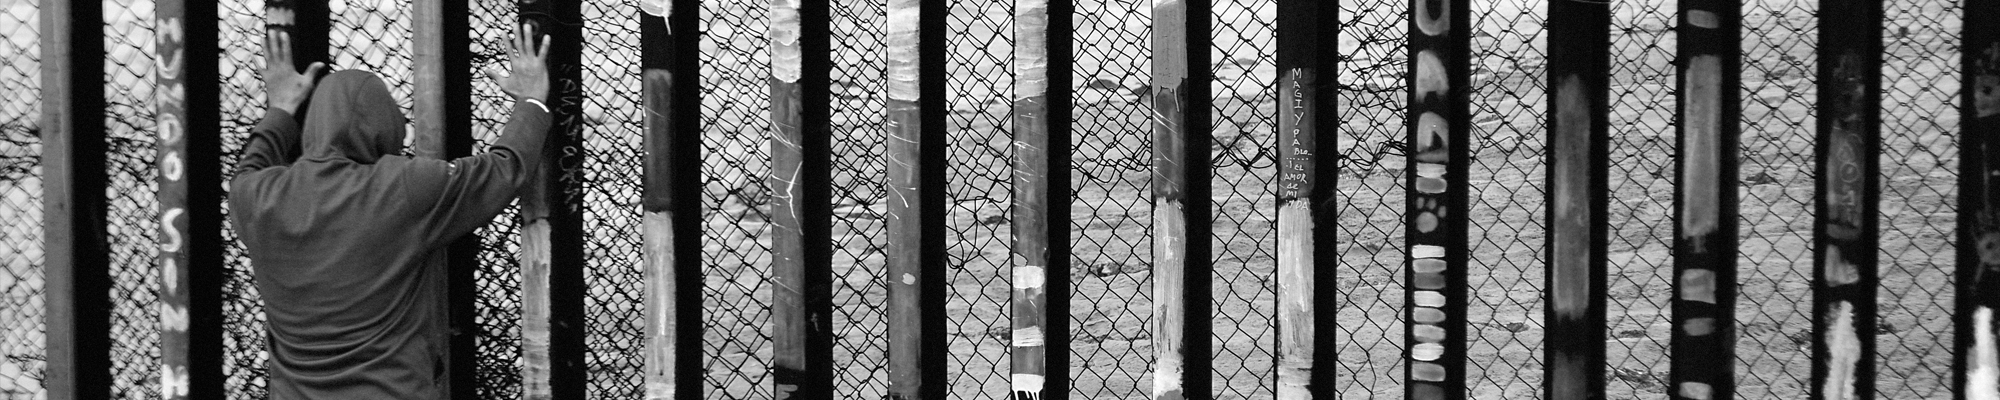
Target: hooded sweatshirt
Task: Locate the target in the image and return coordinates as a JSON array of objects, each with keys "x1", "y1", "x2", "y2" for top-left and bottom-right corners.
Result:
[{"x1": 228, "y1": 70, "x2": 550, "y2": 399}]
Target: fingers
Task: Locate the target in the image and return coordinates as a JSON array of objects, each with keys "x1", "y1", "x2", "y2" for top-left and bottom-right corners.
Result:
[
  {"x1": 276, "y1": 31, "x2": 292, "y2": 65},
  {"x1": 537, "y1": 34, "x2": 551, "y2": 61},
  {"x1": 303, "y1": 62, "x2": 327, "y2": 80}
]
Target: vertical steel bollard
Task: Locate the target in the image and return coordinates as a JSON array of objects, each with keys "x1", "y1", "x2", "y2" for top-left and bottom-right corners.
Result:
[
  {"x1": 1011, "y1": 0, "x2": 1073, "y2": 396},
  {"x1": 640, "y1": 0, "x2": 705, "y2": 398},
  {"x1": 40, "y1": 0, "x2": 108, "y2": 398},
  {"x1": 1956, "y1": 0, "x2": 2000, "y2": 398},
  {"x1": 1274, "y1": 0, "x2": 1340, "y2": 398},
  {"x1": 155, "y1": 0, "x2": 223, "y2": 397},
  {"x1": 411, "y1": 0, "x2": 478, "y2": 397},
  {"x1": 769, "y1": 0, "x2": 836, "y2": 396},
  {"x1": 1152, "y1": 0, "x2": 1214, "y2": 397},
  {"x1": 1544, "y1": 0, "x2": 1610, "y2": 397},
  {"x1": 1668, "y1": 1, "x2": 1740, "y2": 399},
  {"x1": 884, "y1": 0, "x2": 949, "y2": 398},
  {"x1": 1403, "y1": 0, "x2": 1468, "y2": 397},
  {"x1": 1812, "y1": 1, "x2": 1882, "y2": 398},
  {"x1": 513, "y1": 0, "x2": 589, "y2": 396}
]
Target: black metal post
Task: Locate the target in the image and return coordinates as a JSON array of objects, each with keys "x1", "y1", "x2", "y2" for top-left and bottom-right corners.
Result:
[
  {"x1": 1957, "y1": 0, "x2": 2000, "y2": 398},
  {"x1": 1151, "y1": 0, "x2": 1213, "y2": 397},
  {"x1": 1274, "y1": 0, "x2": 1340, "y2": 397},
  {"x1": 1668, "y1": 1, "x2": 1740, "y2": 399},
  {"x1": 639, "y1": 0, "x2": 705, "y2": 398},
  {"x1": 1811, "y1": 1, "x2": 1882, "y2": 398},
  {"x1": 513, "y1": 0, "x2": 588, "y2": 397},
  {"x1": 768, "y1": 0, "x2": 835, "y2": 396},
  {"x1": 40, "y1": 0, "x2": 109, "y2": 398},
  {"x1": 155, "y1": 0, "x2": 224, "y2": 397},
  {"x1": 883, "y1": 0, "x2": 949, "y2": 397},
  {"x1": 1010, "y1": 0, "x2": 1072, "y2": 397},
  {"x1": 411, "y1": 0, "x2": 478, "y2": 397},
  {"x1": 1404, "y1": 0, "x2": 1469, "y2": 397},
  {"x1": 1544, "y1": 0, "x2": 1610, "y2": 397}
]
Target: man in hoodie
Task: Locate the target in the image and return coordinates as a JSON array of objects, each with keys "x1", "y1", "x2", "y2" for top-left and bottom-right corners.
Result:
[{"x1": 228, "y1": 21, "x2": 552, "y2": 399}]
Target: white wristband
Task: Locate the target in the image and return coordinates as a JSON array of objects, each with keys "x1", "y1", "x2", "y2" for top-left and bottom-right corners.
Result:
[{"x1": 522, "y1": 98, "x2": 549, "y2": 113}]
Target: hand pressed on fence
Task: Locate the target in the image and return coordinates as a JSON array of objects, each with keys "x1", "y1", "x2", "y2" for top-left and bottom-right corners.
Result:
[{"x1": 224, "y1": 21, "x2": 551, "y2": 400}]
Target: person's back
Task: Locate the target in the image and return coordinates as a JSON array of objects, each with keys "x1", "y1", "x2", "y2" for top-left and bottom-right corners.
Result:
[{"x1": 228, "y1": 24, "x2": 552, "y2": 399}]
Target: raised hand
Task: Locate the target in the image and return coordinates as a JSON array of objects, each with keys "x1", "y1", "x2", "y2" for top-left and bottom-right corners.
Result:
[
  {"x1": 486, "y1": 22, "x2": 552, "y2": 105},
  {"x1": 264, "y1": 24, "x2": 327, "y2": 116}
]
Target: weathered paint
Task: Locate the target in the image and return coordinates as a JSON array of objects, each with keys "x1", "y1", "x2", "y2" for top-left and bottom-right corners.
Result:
[
  {"x1": 1151, "y1": 0, "x2": 1212, "y2": 396},
  {"x1": 884, "y1": 0, "x2": 921, "y2": 102},
  {"x1": 1814, "y1": 4, "x2": 1881, "y2": 393},
  {"x1": 642, "y1": 211, "x2": 676, "y2": 400},
  {"x1": 1014, "y1": 0, "x2": 1049, "y2": 101},
  {"x1": 1275, "y1": 65, "x2": 1319, "y2": 400},
  {"x1": 1972, "y1": 307, "x2": 1999, "y2": 400},
  {"x1": 1009, "y1": 0, "x2": 1068, "y2": 395},
  {"x1": 1152, "y1": 202, "x2": 1189, "y2": 399},
  {"x1": 1680, "y1": 55, "x2": 1721, "y2": 250},
  {"x1": 639, "y1": 0, "x2": 670, "y2": 17},
  {"x1": 769, "y1": 0, "x2": 802, "y2": 83},
  {"x1": 521, "y1": 220, "x2": 554, "y2": 400},
  {"x1": 156, "y1": 5, "x2": 195, "y2": 397},
  {"x1": 1550, "y1": 76, "x2": 1592, "y2": 318},
  {"x1": 1823, "y1": 301, "x2": 1861, "y2": 400}
]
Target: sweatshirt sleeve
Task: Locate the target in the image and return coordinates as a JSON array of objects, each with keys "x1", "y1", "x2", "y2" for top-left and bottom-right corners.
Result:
[
  {"x1": 234, "y1": 109, "x2": 302, "y2": 176},
  {"x1": 412, "y1": 101, "x2": 554, "y2": 244}
]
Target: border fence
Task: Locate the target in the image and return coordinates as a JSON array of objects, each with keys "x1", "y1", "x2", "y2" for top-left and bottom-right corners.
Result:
[{"x1": 0, "y1": 0, "x2": 1995, "y2": 398}]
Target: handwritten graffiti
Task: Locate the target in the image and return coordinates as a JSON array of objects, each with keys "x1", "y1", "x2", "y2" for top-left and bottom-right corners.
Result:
[
  {"x1": 1824, "y1": 51, "x2": 1867, "y2": 240},
  {"x1": 156, "y1": 10, "x2": 194, "y2": 400}
]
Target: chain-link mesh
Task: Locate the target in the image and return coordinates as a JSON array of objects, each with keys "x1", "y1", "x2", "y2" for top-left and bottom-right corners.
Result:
[
  {"x1": 0, "y1": 0, "x2": 40, "y2": 396},
  {"x1": 467, "y1": 0, "x2": 524, "y2": 397},
  {"x1": 1875, "y1": 0, "x2": 1961, "y2": 397},
  {"x1": 1462, "y1": 0, "x2": 1548, "y2": 396},
  {"x1": 698, "y1": 0, "x2": 773, "y2": 396},
  {"x1": 1602, "y1": 1, "x2": 1678, "y2": 397},
  {"x1": 579, "y1": 1, "x2": 647, "y2": 397},
  {"x1": 828, "y1": 0, "x2": 892, "y2": 397},
  {"x1": 104, "y1": 0, "x2": 164, "y2": 397},
  {"x1": 943, "y1": 0, "x2": 1013, "y2": 397},
  {"x1": 0, "y1": 0, "x2": 1970, "y2": 398},
  {"x1": 217, "y1": 0, "x2": 272, "y2": 396},
  {"x1": 1069, "y1": 0, "x2": 1153, "y2": 397},
  {"x1": 1735, "y1": 1, "x2": 1817, "y2": 397},
  {"x1": 1333, "y1": 0, "x2": 1409, "y2": 395},
  {"x1": 1207, "y1": 0, "x2": 1277, "y2": 398}
]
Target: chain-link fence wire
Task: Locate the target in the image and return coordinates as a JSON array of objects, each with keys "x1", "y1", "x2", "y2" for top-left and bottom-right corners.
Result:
[
  {"x1": 1462, "y1": 0, "x2": 1549, "y2": 396},
  {"x1": 467, "y1": 0, "x2": 524, "y2": 397},
  {"x1": 104, "y1": 0, "x2": 164, "y2": 397},
  {"x1": 828, "y1": 0, "x2": 892, "y2": 396},
  {"x1": 1736, "y1": 0, "x2": 1817, "y2": 397},
  {"x1": 1333, "y1": 0, "x2": 1408, "y2": 395},
  {"x1": 943, "y1": 0, "x2": 1013, "y2": 397},
  {"x1": 1207, "y1": 0, "x2": 1277, "y2": 398},
  {"x1": 217, "y1": 0, "x2": 272, "y2": 396},
  {"x1": 1603, "y1": 1, "x2": 1678, "y2": 398},
  {"x1": 1069, "y1": 0, "x2": 1153, "y2": 397},
  {"x1": 578, "y1": 1, "x2": 647, "y2": 397},
  {"x1": 1875, "y1": 0, "x2": 1960, "y2": 397},
  {"x1": 0, "y1": 1, "x2": 40, "y2": 394},
  {"x1": 0, "y1": 0, "x2": 40, "y2": 396},
  {"x1": 698, "y1": 0, "x2": 773, "y2": 396}
]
